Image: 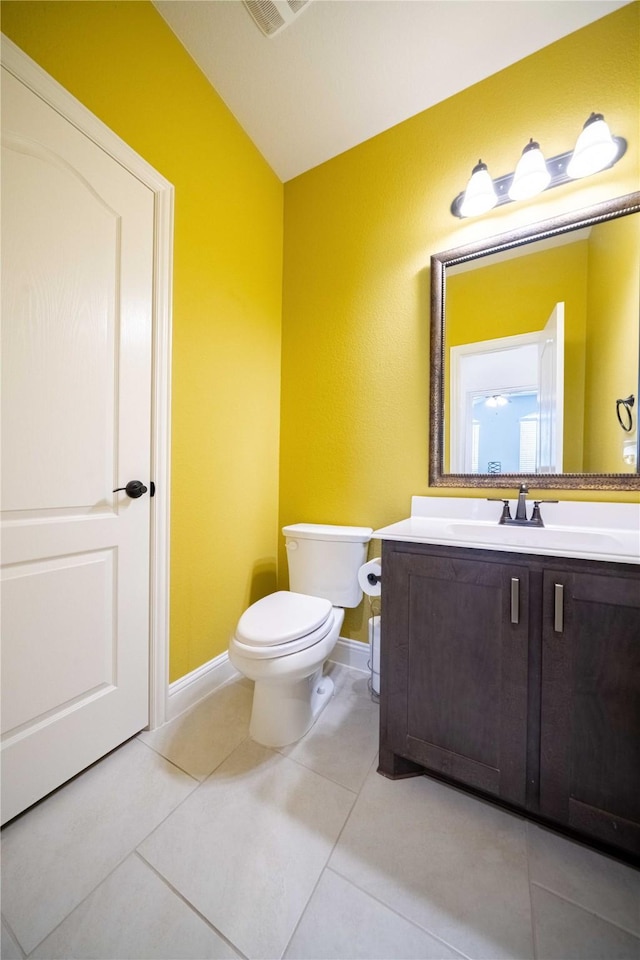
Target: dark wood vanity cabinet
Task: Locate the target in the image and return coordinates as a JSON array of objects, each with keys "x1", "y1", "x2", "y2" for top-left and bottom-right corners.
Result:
[
  {"x1": 379, "y1": 540, "x2": 640, "y2": 860},
  {"x1": 379, "y1": 549, "x2": 530, "y2": 806},
  {"x1": 539, "y1": 569, "x2": 640, "y2": 855}
]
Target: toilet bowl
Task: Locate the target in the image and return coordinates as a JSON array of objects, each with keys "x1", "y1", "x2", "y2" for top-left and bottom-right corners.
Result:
[
  {"x1": 229, "y1": 591, "x2": 344, "y2": 746},
  {"x1": 229, "y1": 523, "x2": 372, "y2": 747}
]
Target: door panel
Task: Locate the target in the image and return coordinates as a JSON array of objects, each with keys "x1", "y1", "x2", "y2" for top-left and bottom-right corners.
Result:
[
  {"x1": 383, "y1": 549, "x2": 529, "y2": 806},
  {"x1": 540, "y1": 570, "x2": 640, "y2": 854},
  {"x1": 1, "y1": 134, "x2": 118, "y2": 512},
  {"x1": 1, "y1": 551, "x2": 115, "y2": 733},
  {"x1": 1, "y1": 67, "x2": 154, "y2": 823}
]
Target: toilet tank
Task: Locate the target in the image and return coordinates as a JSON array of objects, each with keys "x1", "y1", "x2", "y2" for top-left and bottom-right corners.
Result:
[{"x1": 283, "y1": 523, "x2": 373, "y2": 608}]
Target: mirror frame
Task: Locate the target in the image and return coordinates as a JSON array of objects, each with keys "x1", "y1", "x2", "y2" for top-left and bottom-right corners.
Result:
[{"x1": 429, "y1": 191, "x2": 640, "y2": 490}]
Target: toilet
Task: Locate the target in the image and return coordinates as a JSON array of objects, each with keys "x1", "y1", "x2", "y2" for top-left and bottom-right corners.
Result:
[{"x1": 229, "y1": 523, "x2": 373, "y2": 747}]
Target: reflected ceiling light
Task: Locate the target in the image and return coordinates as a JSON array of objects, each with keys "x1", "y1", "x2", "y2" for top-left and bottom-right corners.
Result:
[
  {"x1": 451, "y1": 114, "x2": 627, "y2": 218},
  {"x1": 485, "y1": 395, "x2": 509, "y2": 408},
  {"x1": 459, "y1": 160, "x2": 497, "y2": 217},
  {"x1": 567, "y1": 113, "x2": 619, "y2": 179},
  {"x1": 508, "y1": 139, "x2": 551, "y2": 201}
]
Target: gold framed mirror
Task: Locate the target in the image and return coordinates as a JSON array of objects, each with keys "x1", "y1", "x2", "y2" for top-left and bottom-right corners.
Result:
[{"x1": 429, "y1": 192, "x2": 640, "y2": 490}]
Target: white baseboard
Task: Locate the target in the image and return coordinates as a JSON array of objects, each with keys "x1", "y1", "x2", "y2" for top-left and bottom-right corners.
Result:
[
  {"x1": 164, "y1": 636, "x2": 370, "y2": 725},
  {"x1": 329, "y1": 637, "x2": 371, "y2": 673},
  {"x1": 166, "y1": 651, "x2": 240, "y2": 722}
]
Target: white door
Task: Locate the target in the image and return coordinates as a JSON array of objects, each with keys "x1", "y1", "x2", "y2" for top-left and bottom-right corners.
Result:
[
  {"x1": 450, "y1": 334, "x2": 539, "y2": 472},
  {"x1": 537, "y1": 302, "x2": 565, "y2": 474},
  {"x1": 1, "y1": 67, "x2": 155, "y2": 823}
]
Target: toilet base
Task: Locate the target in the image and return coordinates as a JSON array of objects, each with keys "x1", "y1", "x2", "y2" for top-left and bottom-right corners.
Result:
[{"x1": 250, "y1": 668, "x2": 335, "y2": 747}]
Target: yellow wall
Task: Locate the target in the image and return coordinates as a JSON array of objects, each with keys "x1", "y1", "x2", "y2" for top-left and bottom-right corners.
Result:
[
  {"x1": 281, "y1": 3, "x2": 640, "y2": 642},
  {"x1": 1, "y1": 1, "x2": 284, "y2": 679},
  {"x1": 446, "y1": 243, "x2": 589, "y2": 473},
  {"x1": 3, "y1": 2, "x2": 639, "y2": 663},
  {"x1": 584, "y1": 214, "x2": 640, "y2": 471}
]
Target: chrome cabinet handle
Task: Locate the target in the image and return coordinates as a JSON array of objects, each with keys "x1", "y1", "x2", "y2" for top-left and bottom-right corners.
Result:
[
  {"x1": 511, "y1": 577, "x2": 520, "y2": 625},
  {"x1": 554, "y1": 583, "x2": 564, "y2": 633}
]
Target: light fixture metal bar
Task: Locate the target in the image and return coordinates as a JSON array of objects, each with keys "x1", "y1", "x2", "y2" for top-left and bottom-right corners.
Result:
[{"x1": 451, "y1": 136, "x2": 627, "y2": 218}]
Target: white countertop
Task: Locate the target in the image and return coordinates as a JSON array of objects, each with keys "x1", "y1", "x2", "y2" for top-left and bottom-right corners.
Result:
[{"x1": 374, "y1": 497, "x2": 640, "y2": 564}]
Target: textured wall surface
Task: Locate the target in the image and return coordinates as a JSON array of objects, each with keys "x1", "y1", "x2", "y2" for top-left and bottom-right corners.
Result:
[{"x1": 280, "y1": 4, "x2": 639, "y2": 641}]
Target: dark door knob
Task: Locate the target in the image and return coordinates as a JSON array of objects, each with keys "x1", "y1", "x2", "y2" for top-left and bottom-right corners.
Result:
[{"x1": 113, "y1": 480, "x2": 148, "y2": 499}]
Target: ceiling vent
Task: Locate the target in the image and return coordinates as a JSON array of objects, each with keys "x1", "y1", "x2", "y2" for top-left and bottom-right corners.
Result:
[{"x1": 243, "y1": 0, "x2": 311, "y2": 38}]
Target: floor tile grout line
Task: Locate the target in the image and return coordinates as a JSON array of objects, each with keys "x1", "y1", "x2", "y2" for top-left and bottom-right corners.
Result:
[
  {"x1": 247, "y1": 668, "x2": 374, "y2": 958},
  {"x1": 139, "y1": 664, "x2": 369, "y2": 786},
  {"x1": 281, "y1": 751, "x2": 478, "y2": 960},
  {"x1": 52, "y1": 735, "x2": 219, "y2": 945},
  {"x1": 279, "y1": 860, "x2": 334, "y2": 959},
  {"x1": 321, "y1": 752, "x2": 376, "y2": 853},
  {"x1": 525, "y1": 822, "x2": 540, "y2": 960},
  {"x1": 19, "y1": 847, "x2": 144, "y2": 958},
  {"x1": 2, "y1": 739, "x2": 202, "y2": 958},
  {"x1": 1, "y1": 915, "x2": 27, "y2": 960},
  {"x1": 14, "y1": 729, "x2": 251, "y2": 959},
  {"x1": 136, "y1": 724, "x2": 253, "y2": 785},
  {"x1": 281, "y1": 753, "x2": 386, "y2": 958},
  {"x1": 132, "y1": 735, "x2": 259, "y2": 855},
  {"x1": 529, "y1": 880, "x2": 640, "y2": 941},
  {"x1": 136, "y1": 720, "x2": 361, "y2": 960},
  {"x1": 135, "y1": 732, "x2": 203, "y2": 783},
  {"x1": 324, "y1": 864, "x2": 472, "y2": 960},
  {"x1": 279, "y1": 751, "x2": 367, "y2": 960},
  {"x1": 132, "y1": 851, "x2": 248, "y2": 959},
  {"x1": 323, "y1": 745, "x2": 532, "y2": 960},
  {"x1": 275, "y1": 743, "x2": 375, "y2": 796},
  {"x1": 129, "y1": 730, "x2": 327, "y2": 959}
]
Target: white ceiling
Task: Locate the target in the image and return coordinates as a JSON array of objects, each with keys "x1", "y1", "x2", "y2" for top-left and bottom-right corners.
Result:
[{"x1": 153, "y1": 0, "x2": 629, "y2": 182}]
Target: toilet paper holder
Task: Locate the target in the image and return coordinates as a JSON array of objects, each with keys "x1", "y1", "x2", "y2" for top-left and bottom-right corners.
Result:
[{"x1": 359, "y1": 557, "x2": 382, "y2": 598}]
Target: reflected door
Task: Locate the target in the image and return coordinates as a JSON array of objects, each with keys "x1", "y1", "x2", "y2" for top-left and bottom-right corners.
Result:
[
  {"x1": 1, "y1": 68, "x2": 154, "y2": 822},
  {"x1": 538, "y1": 302, "x2": 565, "y2": 473}
]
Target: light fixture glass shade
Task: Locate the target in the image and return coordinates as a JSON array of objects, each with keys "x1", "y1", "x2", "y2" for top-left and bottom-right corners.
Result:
[
  {"x1": 459, "y1": 160, "x2": 497, "y2": 217},
  {"x1": 567, "y1": 113, "x2": 618, "y2": 179},
  {"x1": 508, "y1": 139, "x2": 551, "y2": 201}
]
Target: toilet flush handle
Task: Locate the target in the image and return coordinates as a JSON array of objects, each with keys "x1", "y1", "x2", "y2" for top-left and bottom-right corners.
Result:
[{"x1": 286, "y1": 540, "x2": 298, "y2": 550}]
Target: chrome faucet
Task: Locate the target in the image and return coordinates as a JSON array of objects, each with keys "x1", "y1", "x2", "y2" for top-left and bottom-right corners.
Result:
[{"x1": 488, "y1": 484, "x2": 558, "y2": 527}]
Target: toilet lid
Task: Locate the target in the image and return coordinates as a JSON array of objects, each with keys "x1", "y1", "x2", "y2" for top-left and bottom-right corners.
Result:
[
  {"x1": 232, "y1": 612, "x2": 335, "y2": 659},
  {"x1": 236, "y1": 591, "x2": 333, "y2": 646}
]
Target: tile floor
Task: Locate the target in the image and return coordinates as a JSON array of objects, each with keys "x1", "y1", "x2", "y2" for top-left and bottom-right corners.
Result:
[{"x1": 2, "y1": 662, "x2": 639, "y2": 960}]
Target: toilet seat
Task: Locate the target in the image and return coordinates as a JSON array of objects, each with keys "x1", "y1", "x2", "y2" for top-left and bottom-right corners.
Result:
[{"x1": 233, "y1": 591, "x2": 335, "y2": 660}]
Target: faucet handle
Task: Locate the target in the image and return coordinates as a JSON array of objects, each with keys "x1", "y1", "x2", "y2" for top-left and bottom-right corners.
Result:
[
  {"x1": 530, "y1": 499, "x2": 559, "y2": 526},
  {"x1": 487, "y1": 498, "x2": 512, "y2": 523}
]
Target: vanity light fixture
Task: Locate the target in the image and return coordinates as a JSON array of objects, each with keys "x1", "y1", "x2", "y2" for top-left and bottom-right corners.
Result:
[
  {"x1": 451, "y1": 113, "x2": 626, "y2": 218},
  {"x1": 459, "y1": 160, "x2": 498, "y2": 217},
  {"x1": 567, "y1": 112, "x2": 619, "y2": 179},
  {"x1": 508, "y1": 139, "x2": 551, "y2": 201}
]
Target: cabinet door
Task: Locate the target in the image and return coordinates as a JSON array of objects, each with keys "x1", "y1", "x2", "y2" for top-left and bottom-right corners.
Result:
[
  {"x1": 383, "y1": 551, "x2": 529, "y2": 806},
  {"x1": 540, "y1": 570, "x2": 640, "y2": 855}
]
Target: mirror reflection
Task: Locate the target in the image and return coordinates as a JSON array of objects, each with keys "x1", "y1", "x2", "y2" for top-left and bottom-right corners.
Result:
[{"x1": 431, "y1": 194, "x2": 640, "y2": 488}]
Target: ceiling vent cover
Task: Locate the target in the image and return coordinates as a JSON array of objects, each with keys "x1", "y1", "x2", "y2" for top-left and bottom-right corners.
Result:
[{"x1": 243, "y1": 0, "x2": 310, "y2": 38}]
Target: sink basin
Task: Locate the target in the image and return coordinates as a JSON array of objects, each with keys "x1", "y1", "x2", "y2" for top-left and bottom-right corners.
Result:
[
  {"x1": 373, "y1": 497, "x2": 640, "y2": 563},
  {"x1": 442, "y1": 522, "x2": 629, "y2": 554}
]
